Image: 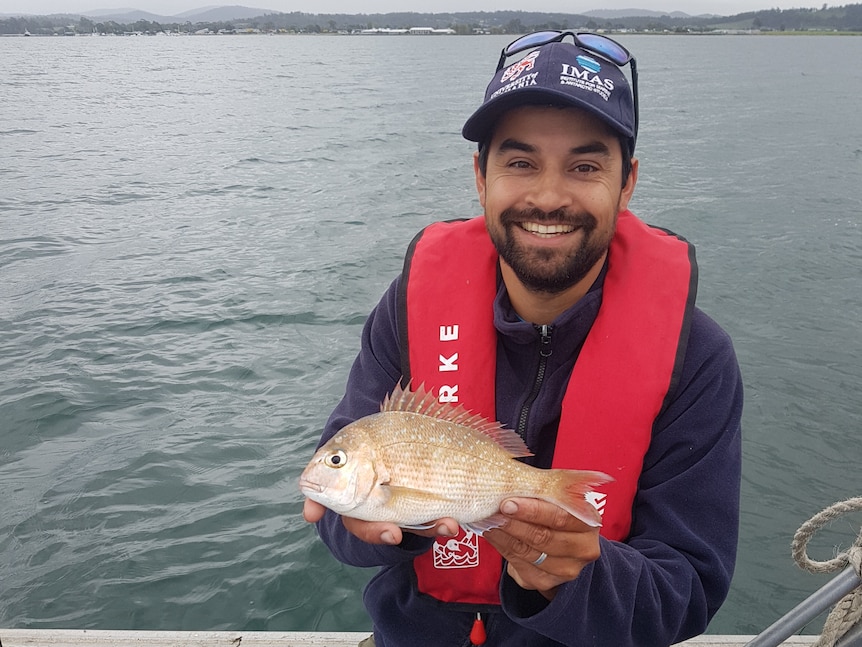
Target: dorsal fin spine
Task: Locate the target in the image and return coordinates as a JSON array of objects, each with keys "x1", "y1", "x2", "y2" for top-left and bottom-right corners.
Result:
[{"x1": 381, "y1": 381, "x2": 533, "y2": 459}]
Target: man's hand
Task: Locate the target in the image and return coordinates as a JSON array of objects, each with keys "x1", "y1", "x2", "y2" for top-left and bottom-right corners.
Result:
[
  {"x1": 303, "y1": 499, "x2": 459, "y2": 546},
  {"x1": 484, "y1": 497, "x2": 601, "y2": 600}
]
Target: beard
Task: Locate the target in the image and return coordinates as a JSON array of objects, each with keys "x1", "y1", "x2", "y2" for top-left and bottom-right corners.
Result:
[{"x1": 487, "y1": 206, "x2": 615, "y2": 294}]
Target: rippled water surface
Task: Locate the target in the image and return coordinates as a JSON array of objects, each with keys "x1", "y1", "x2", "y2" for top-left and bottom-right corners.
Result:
[{"x1": 1, "y1": 33, "x2": 861, "y2": 635}]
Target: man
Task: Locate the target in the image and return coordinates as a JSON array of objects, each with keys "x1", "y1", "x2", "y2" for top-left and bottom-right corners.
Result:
[{"x1": 303, "y1": 32, "x2": 742, "y2": 647}]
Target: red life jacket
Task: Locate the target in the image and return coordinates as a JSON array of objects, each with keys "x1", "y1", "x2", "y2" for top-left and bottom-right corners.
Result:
[{"x1": 397, "y1": 211, "x2": 696, "y2": 606}]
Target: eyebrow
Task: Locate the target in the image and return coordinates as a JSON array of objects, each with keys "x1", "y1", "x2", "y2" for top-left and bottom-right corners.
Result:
[
  {"x1": 496, "y1": 139, "x2": 536, "y2": 155},
  {"x1": 495, "y1": 138, "x2": 612, "y2": 157}
]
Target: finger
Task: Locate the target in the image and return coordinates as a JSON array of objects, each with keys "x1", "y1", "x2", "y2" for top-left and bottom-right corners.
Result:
[
  {"x1": 303, "y1": 500, "x2": 402, "y2": 545},
  {"x1": 496, "y1": 535, "x2": 593, "y2": 591},
  {"x1": 302, "y1": 498, "x2": 327, "y2": 523},
  {"x1": 495, "y1": 516, "x2": 601, "y2": 565},
  {"x1": 342, "y1": 516, "x2": 403, "y2": 546},
  {"x1": 484, "y1": 526, "x2": 549, "y2": 565},
  {"x1": 501, "y1": 497, "x2": 594, "y2": 532},
  {"x1": 484, "y1": 525, "x2": 584, "y2": 577},
  {"x1": 506, "y1": 562, "x2": 563, "y2": 601}
]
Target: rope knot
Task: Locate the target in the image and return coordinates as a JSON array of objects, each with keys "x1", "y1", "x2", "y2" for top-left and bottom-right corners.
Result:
[
  {"x1": 791, "y1": 496, "x2": 862, "y2": 647},
  {"x1": 792, "y1": 496, "x2": 862, "y2": 575}
]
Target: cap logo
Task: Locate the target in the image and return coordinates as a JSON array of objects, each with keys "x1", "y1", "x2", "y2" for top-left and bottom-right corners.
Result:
[
  {"x1": 501, "y1": 50, "x2": 540, "y2": 83},
  {"x1": 560, "y1": 59, "x2": 616, "y2": 102},
  {"x1": 576, "y1": 55, "x2": 602, "y2": 74}
]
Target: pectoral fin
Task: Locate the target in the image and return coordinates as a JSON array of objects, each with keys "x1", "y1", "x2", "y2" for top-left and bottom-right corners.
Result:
[
  {"x1": 400, "y1": 522, "x2": 437, "y2": 531},
  {"x1": 462, "y1": 513, "x2": 507, "y2": 536}
]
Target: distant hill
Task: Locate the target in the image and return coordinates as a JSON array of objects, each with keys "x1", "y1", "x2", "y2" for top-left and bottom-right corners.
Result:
[
  {"x1": 582, "y1": 8, "x2": 699, "y2": 18},
  {"x1": 76, "y1": 5, "x2": 275, "y2": 22},
  {"x1": 173, "y1": 5, "x2": 221, "y2": 17},
  {"x1": 82, "y1": 6, "x2": 138, "y2": 16},
  {"x1": 172, "y1": 5, "x2": 278, "y2": 21},
  {"x1": 2, "y1": 4, "x2": 861, "y2": 34},
  {"x1": 0, "y1": 5, "x2": 722, "y2": 21},
  {"x1": 80, "y1": 8, "x2": 168, "y2": 21}
]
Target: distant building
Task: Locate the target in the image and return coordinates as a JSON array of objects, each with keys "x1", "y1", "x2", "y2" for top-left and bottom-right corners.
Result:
[
  {"x1": 359, "y1": 27, "x2": 455, "y2": 35},
  {"x1": 408, "y1": 27, "x2": 456, "y2": 34},
  {"x1": 359, "y1": 28, "x2": 408, "y2": 34}
]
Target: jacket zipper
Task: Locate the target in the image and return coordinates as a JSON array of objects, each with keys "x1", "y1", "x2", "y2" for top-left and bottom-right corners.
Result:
[{"x1": 515, "y1": 324, "x2": 553, "y2": 439}]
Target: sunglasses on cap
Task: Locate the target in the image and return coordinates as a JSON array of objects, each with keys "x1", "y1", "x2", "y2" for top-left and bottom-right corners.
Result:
[{"x1": 496, "y1": 30, "x2": 639, "y2": 141}]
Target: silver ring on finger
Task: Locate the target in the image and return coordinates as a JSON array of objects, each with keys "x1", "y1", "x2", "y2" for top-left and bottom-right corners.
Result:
[{"x1": 532, "y1": 551, "x2": 548, "y2": 566}]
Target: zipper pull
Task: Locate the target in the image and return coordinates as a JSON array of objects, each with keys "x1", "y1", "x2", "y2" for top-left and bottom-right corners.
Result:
[
  {"x1": 470, "y1": 612, "x2": 486, "y2": 645},
  {"x1": 539, "y1": 324, "x2": 553, "y2": 358}
]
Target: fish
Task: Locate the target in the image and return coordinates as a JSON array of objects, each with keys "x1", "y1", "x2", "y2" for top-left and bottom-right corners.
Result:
[{"x1": 299, "y1": 383, "x2": 612, "y2": 534}]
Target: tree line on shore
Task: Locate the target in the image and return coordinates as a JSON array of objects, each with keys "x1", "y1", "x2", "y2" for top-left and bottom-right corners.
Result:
[{"x1": 3, "y1": 4, "x2": 862, "y2": 36}]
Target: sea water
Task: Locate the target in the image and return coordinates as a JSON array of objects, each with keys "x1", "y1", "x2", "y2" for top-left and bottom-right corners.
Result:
[{"x1": 1, "y1": 33, "x2": 861, "y2": 634}]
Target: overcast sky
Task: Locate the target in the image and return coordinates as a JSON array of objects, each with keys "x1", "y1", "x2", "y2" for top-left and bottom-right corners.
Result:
[{"x1": 0, "y1": 1, "x2": 822, "y2": 17}]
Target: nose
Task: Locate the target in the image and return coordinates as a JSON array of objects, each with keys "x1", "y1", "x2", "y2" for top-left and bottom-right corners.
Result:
[{"x1": 524, "y1": 168, "x2": 574, "y2": 214}]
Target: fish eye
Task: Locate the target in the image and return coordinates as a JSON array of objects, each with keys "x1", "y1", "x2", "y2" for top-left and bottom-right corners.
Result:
[{"x1": 324, "y1": 449, "x2": 348, "y2": 469}]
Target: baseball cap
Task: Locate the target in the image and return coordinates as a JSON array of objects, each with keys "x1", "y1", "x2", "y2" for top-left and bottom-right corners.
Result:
[{"x1": 462, "y1": 40, "x2": 636, "y2": 153}]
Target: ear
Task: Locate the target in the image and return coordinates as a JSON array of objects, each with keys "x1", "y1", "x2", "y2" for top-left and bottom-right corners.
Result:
[
  {"x1": 473, "y1": 150, "x2": 487, "y2": 209},
  {"x1": 618, "y1": 157, "x2": 638, "y2": 213}
]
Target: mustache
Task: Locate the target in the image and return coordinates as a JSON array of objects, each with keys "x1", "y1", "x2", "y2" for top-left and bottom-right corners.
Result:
[{"x1": 499, "y1": 207, "x2": 597, "y2": 229}]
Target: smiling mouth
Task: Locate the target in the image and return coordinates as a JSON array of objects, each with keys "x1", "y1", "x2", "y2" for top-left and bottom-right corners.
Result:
[{"x1": 519, "y1": 222, "x2": 577, "y2": 238}]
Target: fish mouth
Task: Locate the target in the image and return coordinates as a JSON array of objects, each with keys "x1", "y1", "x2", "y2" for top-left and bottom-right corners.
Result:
[{"x1": 298, "y1": 478, "x2": 323, "y2": 494}]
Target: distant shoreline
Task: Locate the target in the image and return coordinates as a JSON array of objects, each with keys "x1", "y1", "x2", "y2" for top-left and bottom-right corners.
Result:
[
  {"x1": 3, "y1": 29, "x2": 860, "y2": 37},
  {"x1": 4, "y1": 4, "x2": 862, "y2": 36}
]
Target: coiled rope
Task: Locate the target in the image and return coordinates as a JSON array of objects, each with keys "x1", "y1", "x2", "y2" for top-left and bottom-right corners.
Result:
[{"x1": 791, "y1": 496, "x2": 862, "y2": 647}]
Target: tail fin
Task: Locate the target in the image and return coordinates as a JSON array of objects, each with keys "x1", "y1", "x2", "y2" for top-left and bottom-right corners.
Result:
[{"x1": 547, "y1": 470, "x2": 613, "y2": 527}]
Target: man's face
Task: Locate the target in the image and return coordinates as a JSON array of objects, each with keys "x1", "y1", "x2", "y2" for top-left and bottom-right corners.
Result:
[{"x1": 474, "y1": 105, "x2": 636, "y2": 295}]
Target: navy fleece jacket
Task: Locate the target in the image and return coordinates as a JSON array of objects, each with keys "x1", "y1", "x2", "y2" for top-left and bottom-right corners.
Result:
[{"x1": 312, "y1": 260, "x2": 743, "y2": 647}]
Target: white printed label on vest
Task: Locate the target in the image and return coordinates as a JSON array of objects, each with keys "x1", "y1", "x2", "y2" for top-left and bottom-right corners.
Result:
[
  {"x1": 585, "y1": 491, "x2": 608, "y2": 516},
  {"x1": 432, "y1": 529, "x2": 479, "y2": 569}
]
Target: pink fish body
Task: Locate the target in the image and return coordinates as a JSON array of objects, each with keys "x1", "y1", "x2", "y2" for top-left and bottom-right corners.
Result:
[{"x1": 300, "y1": 384, "x2": 612, "y2": 534}]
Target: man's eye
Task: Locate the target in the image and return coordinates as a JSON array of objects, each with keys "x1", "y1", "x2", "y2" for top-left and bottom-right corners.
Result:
[{"x1": 573, "y1": 163, "x2": 598, "y2": 173}]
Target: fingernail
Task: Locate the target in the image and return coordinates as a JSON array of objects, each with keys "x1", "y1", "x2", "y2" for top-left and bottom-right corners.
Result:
[
  {"x1": 381, "y1": 531, "x2": 397, "y2": 545},
  {"x1": 501, "y1": 500, "x2": 518, "y2": 515},
  {"x1": 437, "y1": 524, "x2": 456, "y2": 537}
]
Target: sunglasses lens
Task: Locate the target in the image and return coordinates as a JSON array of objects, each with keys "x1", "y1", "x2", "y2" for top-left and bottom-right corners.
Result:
[
  {"x1": 504, "y1": 30, "x2": 561, "y2": 56},
  {"x1": 575, "y1": 33, "x2": 630, "y2": 65}
]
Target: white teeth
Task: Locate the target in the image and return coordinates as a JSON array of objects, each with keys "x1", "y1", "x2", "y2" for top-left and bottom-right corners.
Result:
[{"x1": 520, "y1": 222, "x2": 576, "y2": 237}]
